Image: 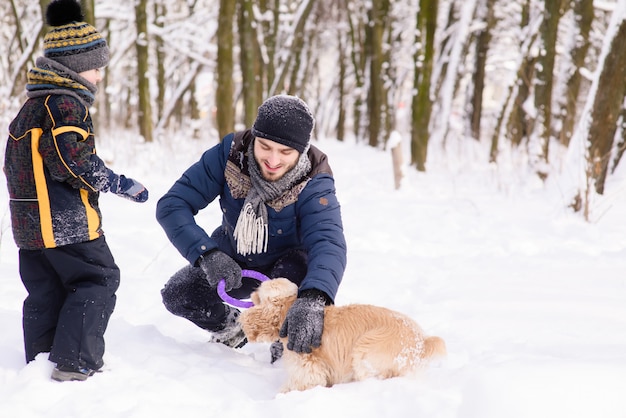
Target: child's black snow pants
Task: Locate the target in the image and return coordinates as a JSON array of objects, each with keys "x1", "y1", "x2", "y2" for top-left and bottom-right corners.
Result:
[{"x1": 18, "y1": 236, "x2": 120, "y2": 371}]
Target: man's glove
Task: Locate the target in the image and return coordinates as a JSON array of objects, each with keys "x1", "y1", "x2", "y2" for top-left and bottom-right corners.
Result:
[
  {"x1": 279, "y1": 289, "x2": 327, "y2": 353},
  {"x1": 198, "y1": 250, "x2": 242, "y2": 291},
  {"x1": 109, "y1": 174, "x2": 149, "y2": 203}
]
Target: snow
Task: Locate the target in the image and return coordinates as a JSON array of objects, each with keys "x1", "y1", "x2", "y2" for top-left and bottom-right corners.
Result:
[{"x1": 1, "y1": 134, "x2": 626, "y2": 417}]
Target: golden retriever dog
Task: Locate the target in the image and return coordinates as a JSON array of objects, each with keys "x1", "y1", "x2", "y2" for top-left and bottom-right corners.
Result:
[{"x1": 239, "y1": 278, "x2": 446, "y2": 392}]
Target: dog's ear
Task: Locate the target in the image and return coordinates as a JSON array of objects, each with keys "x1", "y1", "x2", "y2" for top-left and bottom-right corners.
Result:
[
  {"x1": 251, "y1": 290, "x2": 261, "y2": 306},
  {"x1": 269, "y1": 278, "x2": 298, "y2": 299},
  {"x1": 239, "y1": 303, "x2": 283, "y2": 342},
  {"x1": 254, "y1": 278, "x2": 298, "y2": 306}
]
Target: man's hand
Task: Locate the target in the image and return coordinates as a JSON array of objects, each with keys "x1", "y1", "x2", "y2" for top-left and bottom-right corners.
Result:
[
  {"x1": 279, "y1": 289, "x2": 327, "y2": 353},
  {"x1": 198, "y1": 250, "x2": 242, "y2": 291}
]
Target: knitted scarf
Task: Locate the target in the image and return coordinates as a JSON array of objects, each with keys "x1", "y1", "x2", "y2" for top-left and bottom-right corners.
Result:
[
  {"x1": 26, "y1": 57, "x2": 97, "y2": 107},
  {"x1": 233, "y1": 140, "x2": 312, "y2": 256}
]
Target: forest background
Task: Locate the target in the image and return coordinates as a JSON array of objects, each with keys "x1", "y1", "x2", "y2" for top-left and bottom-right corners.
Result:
[
  {"x1": 2, "y1": 2, "x2": 626, "y2": 414},
  {"x1": 1, "y1": 0, "x2": 626, "y2": 221}
]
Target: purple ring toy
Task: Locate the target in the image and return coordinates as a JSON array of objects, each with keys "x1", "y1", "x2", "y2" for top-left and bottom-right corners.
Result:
[{"x1": 217, "y1": 269, "x2": 270, "y2": 308}]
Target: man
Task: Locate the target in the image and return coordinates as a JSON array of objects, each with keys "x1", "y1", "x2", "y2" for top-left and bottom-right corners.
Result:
[{"x1": 156, "y1": 95, "x2": 347, "y2": 356}]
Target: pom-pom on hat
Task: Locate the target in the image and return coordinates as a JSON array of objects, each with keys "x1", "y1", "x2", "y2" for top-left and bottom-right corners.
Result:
[
  {"x1": 43, "y1": 0, "x2": 109, "y2": 73},
  {"x1": 251, "y1": 95, "x2": 314, "y2": 154}
]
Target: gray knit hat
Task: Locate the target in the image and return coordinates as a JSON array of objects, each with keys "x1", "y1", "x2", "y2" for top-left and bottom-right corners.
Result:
[
  {"x1": 251, "y1": 95, "x2": 314, "y2": 154},
  {"x1": 43, "y1": 0, "x2": 110, "y2": 73}
]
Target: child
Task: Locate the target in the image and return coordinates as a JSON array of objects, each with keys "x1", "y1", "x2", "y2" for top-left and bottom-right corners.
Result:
[{"x1": 3, "y1": 0, "x2": 148, "y2": 382}]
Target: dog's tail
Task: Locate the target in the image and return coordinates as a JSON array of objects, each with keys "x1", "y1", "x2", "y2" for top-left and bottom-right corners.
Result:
[{"x1": 422, "y1": 336, "x2": 446, "y2": 359}]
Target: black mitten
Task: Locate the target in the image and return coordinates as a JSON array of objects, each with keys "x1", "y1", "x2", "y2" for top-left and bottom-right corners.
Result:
[
  {"x1": 279, "y1": 289, "x2": 327, "y2": 353},
  {"x1": 198, "y1": 250, "x2": 242, "y2": 291},
  {"x1": 109, "y1": 173, "x2": 149, "y2": 202}
]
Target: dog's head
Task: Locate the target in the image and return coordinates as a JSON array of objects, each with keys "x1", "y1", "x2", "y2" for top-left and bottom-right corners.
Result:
[{"x1": 239, "y1": 278, "x2": 298, "y2": 343}]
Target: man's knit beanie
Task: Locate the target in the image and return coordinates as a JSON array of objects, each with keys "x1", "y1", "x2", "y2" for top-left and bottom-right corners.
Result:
[
  {"x1": 43, "y1": 0, "x2": 110, "y2": 73},
  {"x1": 251, "y1": 95, "x2": 314, "y2": 154}
]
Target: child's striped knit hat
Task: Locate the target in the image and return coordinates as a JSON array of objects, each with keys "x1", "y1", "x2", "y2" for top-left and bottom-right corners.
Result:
[{"x1": 43, "y1": 0, "x2": 109, "y2": 73}]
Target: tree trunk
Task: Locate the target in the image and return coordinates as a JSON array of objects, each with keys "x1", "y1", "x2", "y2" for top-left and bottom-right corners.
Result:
[
  {"x1": 383, "y1": 22, "x2": 397, "y2": 142},
  {"x1": 134, "y1": 0, "x2": 154, "y2": 142},
  {"x1": 411, "y1": 0, "x2": 437, "y2": 171},
  {"x1": 287, "y1": 8, "x2": 315, "y2": 97},
  {"x1": 490, "y1": 45, "x2": 537, "y2": 162},
  {"x1": 239, "y1": 0, "x2": 262, "y2": 127},
  {"x1": 260, "y1": 0, "x2": 279, "y2": 95},
  {"x1": 469, "y1": 0, "x2": 496, "y2": 141},
  {"x1": 98, "y1": 19, "x2": 112, "y2": 130},
  {"x1": 366, "y1": 0, "x2": 388, "y2": 148},
  {"x1": 9, "y1": 0, "x2": 47, "y2": 97},
  {"x1": 80, "y1": 0, "x2": 94, "y2": 25},
  {"x1": 498, "y1": 0, "x2": 535, "y2": 154},
  {"x1": 216, "y1": 0, "x2": 236, "y2": 139},
  {"x1": 269, "y1": 0, "x2": 315, "y2": 96},
  {"x1": 433, "y1": 4, "x2": 456, "y2": 97},
  {"x1": 336, "y1": 34, "x2": 346, "y2": 142},
  {"x1": 154, "y1": 1, "x2": 166, "y2": 121},
  {"x1": 587, "y1": 19, "x2": 626, "y2": 194},
  {"x1": 391, "y1": 140, "x2": 403, "y2": 190},
  {"x1": 345, "y1": 0, "x2": 366, "y2": 141},
  {"x1": 506, "y1": 57, "x2": 535, "y2": 147},
  {"x1": 558, "y1": 0, "x2": 593, "y2": 147},
  {"x1": 531, "y1": 0, "x2": 563, "y2": 172},
  {"x1": 613, "y1": 104, "x2": 626, "y2": 173}
]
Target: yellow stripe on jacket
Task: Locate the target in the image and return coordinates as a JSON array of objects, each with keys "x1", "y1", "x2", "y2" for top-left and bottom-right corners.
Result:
[
  {"x1": 30, "y1": 128, "x2": 55, "y2": 248},
  {"x1": 80, "y1": 188, "x2": 101, "y2": 241}
]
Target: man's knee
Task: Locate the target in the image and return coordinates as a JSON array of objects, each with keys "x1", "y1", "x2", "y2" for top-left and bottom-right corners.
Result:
[{"x1": 161, "y1": 264, "x2": 216, "y2": 314}]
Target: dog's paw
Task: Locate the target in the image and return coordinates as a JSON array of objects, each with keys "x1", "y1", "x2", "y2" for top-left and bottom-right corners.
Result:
[{"x1": 270, "y1": 340, "x2": 284, "y2": 364}]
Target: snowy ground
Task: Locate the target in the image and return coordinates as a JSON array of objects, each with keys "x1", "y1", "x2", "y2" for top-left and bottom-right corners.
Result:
[{"x1": 1, "y1": 135, "x2": 626, "y2": 417}]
